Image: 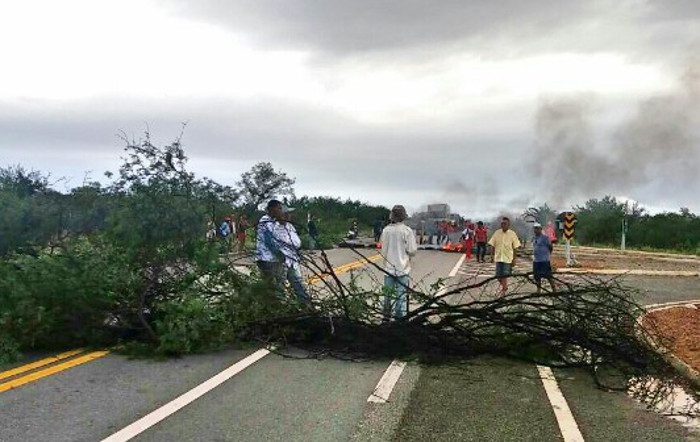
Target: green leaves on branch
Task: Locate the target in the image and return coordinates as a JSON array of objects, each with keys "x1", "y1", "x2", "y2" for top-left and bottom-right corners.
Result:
[
  {"x1": 236, "y1": 161, "x2": 295, "y2": 210},
  {"x1": 0, "y1": 237, "x2": 132, "y2": 350}
]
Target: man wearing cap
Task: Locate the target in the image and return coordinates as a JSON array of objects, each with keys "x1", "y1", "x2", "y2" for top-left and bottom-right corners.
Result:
[
  {"x1": 276, "y1": 206, "x2": 311, "y2": 306},
  {"x1": 219, "y1": 216, "x2": 232, "y2": 239},
  {"x1": 488, "y1": 217, "x2": 522, "y2": 295},
  {"x1": 532, "y1": 222, "x2": 556, "y2": 293},
  {"x1": 379, "y1": 205, "x2": 418, "y2": 320},
  {"x1": 255, "y1": 200, "x2": 286, "y2": 297},
  {"x1": 219, "y1": 216, "x2": 232, "y2": 251}
]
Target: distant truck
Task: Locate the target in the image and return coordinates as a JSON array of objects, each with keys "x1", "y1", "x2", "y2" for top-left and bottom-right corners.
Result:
[
  {"x1": 427, "y1": 204, "x2": 450, "y2": 219},
  {"x1": 406, "y1": 203, "x2": 463, "y2": 245}
]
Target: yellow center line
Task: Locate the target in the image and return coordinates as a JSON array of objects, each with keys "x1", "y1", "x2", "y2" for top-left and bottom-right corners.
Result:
[
  {"x1": 0, "y1": 350, "x2": 110, "y2": 394},
  {"x1": 307, "y1": 254, "x2": 382, "y2": 285},
  {"x1": 0, "y1": 349, "x2": 85, "y2": 381}
]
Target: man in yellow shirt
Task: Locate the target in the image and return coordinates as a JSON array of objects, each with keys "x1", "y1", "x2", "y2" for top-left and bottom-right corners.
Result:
[{"x1": 488, "y1": 217, "x2": 522, "y2": 295}]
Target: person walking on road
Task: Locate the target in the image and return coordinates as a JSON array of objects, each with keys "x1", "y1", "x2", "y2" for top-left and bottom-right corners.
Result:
[
  {"x1": 532, "y1": 222, "x2": 557, "y2": 294},
  {"x1": 474, "y1": 221, "x2": 488, "y2": 263},
  {"x1": 206, "y1": 220, "x2": 217, "y2": 242},
  {"x1": 228, "y1": 214, "x2": 237, "y2": 237},
  {"x1": 373, "y1": 219, "x2": 384, "y2": 243},
  {"x1": 307, "y1": 214, "x2": 319, "y2": 250},
  {"x1": 380, "y1": 205, "x2": 418, "y2": 320},
  {"x1": 488, "y1": 217, "x2": 521, "y2": 295},
  {"x1": 276, "y1": 207, "x2": 310, "y2": 306},
  {"x1": 255, "y1": 200, "x2": 286, "y2": 298},
  {"x1": 461, "y1": 221, "x2": 475, "y2": 260},
  {"x1": 219, "y1": 216, "x2": 232, "y2": 250},
  {"x1": 236, "y1": 214, "x2": 249, "y2": 252}
]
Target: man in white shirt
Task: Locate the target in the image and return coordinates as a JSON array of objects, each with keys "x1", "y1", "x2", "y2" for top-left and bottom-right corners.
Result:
[
  {"x1": 255, "y1": 200, "x2": 286, "y2": 298},
  {"x1": 276, "y1": 206, "x2": 310, "y2": 306},
  {"x1": 380, "y1": 205, "x2": 418, "y2": 320},
  {"x1": 461, "y1": 221, "x2": 475, "y2": 260}
]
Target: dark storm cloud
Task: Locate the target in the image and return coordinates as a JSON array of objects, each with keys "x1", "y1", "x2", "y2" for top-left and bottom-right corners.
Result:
[
  {"x1": 644, "y1": 0, "x2": 700, "y2": 20},
  {"x1": 173, "y1": 0, "x2": 590, "y2": 54},
  {"x1": 4, "y1": 0, "x2": 700, "y2": 218},
  {"x1": 171, "y1": 0, "x2": 699, "y2": 64}
]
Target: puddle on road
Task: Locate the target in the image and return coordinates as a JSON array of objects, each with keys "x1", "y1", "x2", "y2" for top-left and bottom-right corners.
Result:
[{"x1": 629, "y1": 378, "x2": 700, "y2": 432}]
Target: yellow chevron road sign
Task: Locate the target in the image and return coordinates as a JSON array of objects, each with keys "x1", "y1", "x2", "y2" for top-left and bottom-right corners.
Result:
[{"x1": 563, "y1": 212, "x2": 576, "y2": 240}]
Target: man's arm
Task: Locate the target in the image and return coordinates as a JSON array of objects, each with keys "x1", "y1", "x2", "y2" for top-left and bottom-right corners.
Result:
[
  {"x1": 379, "y1": 229, "x2": 388, "y2": 259},
  {"x1": 406, "y1": 228, "x2": 418, "y2": 257},
  {"x1": 288, "y1": 225, "x2": 302, "y2": 249},
  {"x1": 262, "y1": 220, "x2": 283, "y2": 256},
  {"x1": 512, "y1": 234, "x2": 522, "y2": 265}
]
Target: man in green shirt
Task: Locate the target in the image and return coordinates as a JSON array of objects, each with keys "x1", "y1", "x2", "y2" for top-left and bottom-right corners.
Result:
[{"x1": 488, "y1": 217, "x2": 522, "y2": 295}]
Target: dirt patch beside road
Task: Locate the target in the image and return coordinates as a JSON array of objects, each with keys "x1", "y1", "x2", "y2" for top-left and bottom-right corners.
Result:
[
  {"x1": 552, "y1": 250, "x2": 700, "y2": 272},
  {"x1": 644, "y1": 306, "x2": 700, "y2": 373}
]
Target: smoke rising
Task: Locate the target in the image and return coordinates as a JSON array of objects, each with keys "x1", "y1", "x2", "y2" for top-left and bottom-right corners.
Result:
[{"x1": 533, "y1": 63, "x2": 700, "y2": 208}]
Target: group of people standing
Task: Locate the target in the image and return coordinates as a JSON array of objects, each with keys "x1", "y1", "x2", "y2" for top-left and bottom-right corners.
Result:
[
  {"x1": 208, "y1": 214, "x2": 249, "y2": 251},
  {"x1": 478, "y1": 216, "x2": 555, "y2": 295},
  {"x1": 459, "y1": 220, "x2": 489, "y2": 262},
  {"x1": 229, "y1": 199, "x2": 557, "y2": 319},
  {"x1": 380, "y1": 213, "x2": 558, "y2": 320}
]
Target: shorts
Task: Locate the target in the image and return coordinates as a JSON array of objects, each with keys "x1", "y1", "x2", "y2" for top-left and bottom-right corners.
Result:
[
  {"x1": 495, "y1": 262, "x2": 512, "y2": 278},
  {"x1": 533, "y1": 261, "x2": 553, "y2": 280}
]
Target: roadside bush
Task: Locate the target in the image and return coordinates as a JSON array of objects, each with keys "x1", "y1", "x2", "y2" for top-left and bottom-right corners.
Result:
[
  {"x1": 287, "y1": 195, "x2": 389, "y2": 240},
  {"x1": 0, "y1": 232, "x2": 276, "y2": 359},
  {"x1": 300, "y1": 232, "x2": 340, "y2": 250},
  {"x1": 0, "y1": 236, "x2": 131, "y2": 351},
  {"x1": 153, "y1": 297, "x2": 230, "y2": 355},
  {"x1": 629, "y1": 212, "x2": 700, "y2": 252},
  {"x1": 0, "y1": 335, "x2": 21, "y2": 364}
]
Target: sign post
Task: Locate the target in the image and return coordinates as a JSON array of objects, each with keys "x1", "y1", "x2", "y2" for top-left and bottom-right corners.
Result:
[
  {"x1": 563, "y1": 212, "x2": 577, "y2": 266},
  {"x1": 621, "y1": 218, "x2": 627, "y2": 251}
]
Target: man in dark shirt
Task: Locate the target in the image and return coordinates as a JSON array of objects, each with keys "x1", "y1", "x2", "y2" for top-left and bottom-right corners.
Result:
[
  {"x1": 373, "y1": 219, "x2": 384, "y2": 243},
  {"x1": 307, "y1": 214, "x2": 318, "y2": 250}
]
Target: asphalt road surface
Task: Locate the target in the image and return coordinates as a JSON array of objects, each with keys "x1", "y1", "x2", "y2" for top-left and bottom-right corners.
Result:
[{"x1": 2, "y1": 247, "x2": 700, "y2": 441}]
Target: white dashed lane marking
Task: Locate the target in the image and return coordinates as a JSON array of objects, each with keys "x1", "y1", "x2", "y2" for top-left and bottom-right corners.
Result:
[
  {"x1": 101, "y1": 348, "x2": 272, "y2": 442},
  {"x1": 368, "y1": 360, "x2": 408, "y2": 404},
  {"x1": 538, "y1": 365, "x2": 585, "y2": 442}
]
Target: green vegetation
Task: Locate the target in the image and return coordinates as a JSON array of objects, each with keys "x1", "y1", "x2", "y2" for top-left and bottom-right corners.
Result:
[
  {"x1": 0, "y1": 132, "x2": 387, "y2": 361},
  {"x1": 573, "y1": 196, "x2": 700, "y2": 254},
  {"x1": 1, "y1": 146, "x2": 689, "y2": 400},
  {"x1": 288, "y1": 195, "x2": 389, "y2": 244}
]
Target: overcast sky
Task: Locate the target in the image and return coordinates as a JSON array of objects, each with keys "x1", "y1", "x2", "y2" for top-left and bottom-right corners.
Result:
[{"x1": 1, "y1": 0, "x2": 699, "y2": 217}]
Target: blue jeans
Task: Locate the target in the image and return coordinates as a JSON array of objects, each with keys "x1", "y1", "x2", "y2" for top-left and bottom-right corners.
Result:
[
  {"x1": 257, "y1": 260, "x2": 286, "y2": 299},
  {"x1": 383, "y1": 275, "x2": 410, "y2": 319},
  {"x1": 286, "y1": 266, "x2": 310, "y2": 305}
]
